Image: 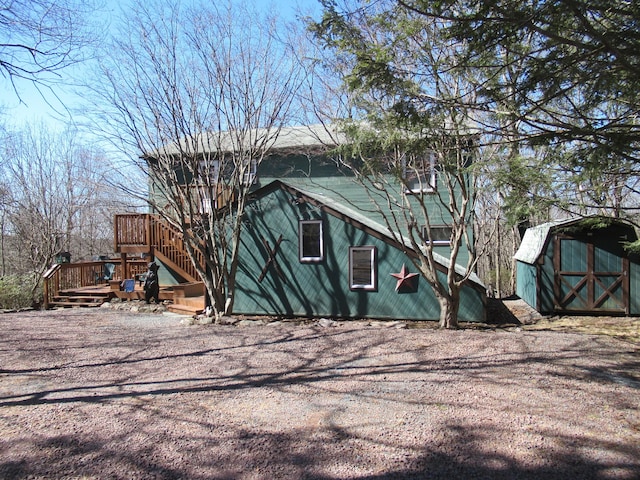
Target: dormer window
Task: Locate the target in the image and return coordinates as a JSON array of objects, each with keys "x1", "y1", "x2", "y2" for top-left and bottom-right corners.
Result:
[{"x1": 402, "y1": 153, "x2": 436, "y2": 193}]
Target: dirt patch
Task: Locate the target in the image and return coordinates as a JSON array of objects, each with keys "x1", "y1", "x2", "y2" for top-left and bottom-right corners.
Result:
[
  {"x1": 490, "y1": 297, "x2": 640, "y2": 344},
  {"x1": 0, "y1": 308, "x2": 639, "y2": 479}
]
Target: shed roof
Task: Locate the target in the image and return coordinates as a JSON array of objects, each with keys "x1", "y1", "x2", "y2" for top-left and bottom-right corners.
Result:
[
  {"x1": 513, "y1": 219, "x2": 570, "y2": 265},
  {"x1": 513, "y1": 216, "x2": 637, "y2": 265}
]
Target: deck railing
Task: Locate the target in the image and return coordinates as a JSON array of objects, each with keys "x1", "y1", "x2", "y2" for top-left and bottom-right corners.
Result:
[
  {"x1": 114, "y1": 213, "x2": 150, "y2": 252},
  {"x1": 42, "y1": 259, "x2": 149, "y2": 309}
]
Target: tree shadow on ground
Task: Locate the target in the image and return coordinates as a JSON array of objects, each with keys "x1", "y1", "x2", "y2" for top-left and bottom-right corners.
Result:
[{"x1": 0, "y1": 310, "x2": 638, "y2": 479}]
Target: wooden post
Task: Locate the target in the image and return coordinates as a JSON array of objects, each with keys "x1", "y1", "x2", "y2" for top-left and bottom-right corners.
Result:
[{"x1": 121, "y1": 252, "x2": 129, "y2": 280}]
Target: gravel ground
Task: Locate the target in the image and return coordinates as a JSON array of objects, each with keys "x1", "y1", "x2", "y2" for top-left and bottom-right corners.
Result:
[{"x1": 0, "y1": 308, "x2": 639, "y2": 480}]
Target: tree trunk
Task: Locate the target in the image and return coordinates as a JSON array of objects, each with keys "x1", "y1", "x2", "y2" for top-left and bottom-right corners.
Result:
[{"x1": 438, "y1": 289, "x2": 460, "y2": 329}]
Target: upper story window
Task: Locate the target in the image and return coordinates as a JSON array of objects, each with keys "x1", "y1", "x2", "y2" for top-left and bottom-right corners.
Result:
[
  {"x1": 349, "y1": 246, "x2": 377, "y2": 291},
  {"x1": 243, "y1": 159, "x2": 258, "y2": 186},
  {"x1": 197, "y1": 159, "x2": 220, "y2": 184},
  {"x1": 423, "y1": 225, "x2": 453, "y2": 245},
  {"x1": 402, "y1": 153, "x2": 436, "y2": 193},
  {"x1": 299, "y1": 220, "x2": 324, "y2": 262}
]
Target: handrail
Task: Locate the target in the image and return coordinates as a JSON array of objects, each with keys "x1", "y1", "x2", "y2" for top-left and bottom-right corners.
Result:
[
  {"x1": 151, "y1": 217, "x2": 203, "y2": 281},
  {"x1": 114, "y1": 213, "x2": 205, "y2": 282}
]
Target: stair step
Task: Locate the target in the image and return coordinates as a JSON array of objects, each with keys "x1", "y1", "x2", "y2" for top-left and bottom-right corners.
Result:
[
  {"x1": 174, "y1": 295, "x2": 206, "y2": 308},
  {"x1": 167, "y1": 303, "x2": 204, "y2": 315},
  {"x1": 50, "y1": 301, "x2": 104, "y2": 308},
  {"x1": 54, "y1": 296, "x2": 106, "y2": 302}
]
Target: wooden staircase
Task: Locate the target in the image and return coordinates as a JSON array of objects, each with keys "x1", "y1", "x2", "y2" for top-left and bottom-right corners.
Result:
[
  {"x1": 166, "y1": 281, "x2": 206, "y2": 315},
  {"x1": 114, "y1": 214, "x2": 206, "y2": 314},
  {"x1": 43, "y1": 214, "x2": 207, "y2": 314},
  {"x1": 45, "y1": 282, "x2": 112, "y2": 308}
]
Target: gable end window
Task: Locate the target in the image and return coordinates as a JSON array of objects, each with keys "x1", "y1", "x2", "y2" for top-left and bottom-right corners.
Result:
[
  {"x1": 402, "y1": 153, "x2": 436, "y2": 193},
  {"x1": 299, "y1": 220, "x2": 324, "y2": 262},
  {"x1": 349, "y1": 246, "x2": 377, "y2": 291}
]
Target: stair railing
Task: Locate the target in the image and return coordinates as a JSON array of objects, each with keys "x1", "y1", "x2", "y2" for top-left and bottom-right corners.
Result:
[
  {"x1": 115, "y1": 212, "x2": 206, "y2": 282},
  {"x1": 150, "y1": 216, "x2": 204, "y2": 281}
]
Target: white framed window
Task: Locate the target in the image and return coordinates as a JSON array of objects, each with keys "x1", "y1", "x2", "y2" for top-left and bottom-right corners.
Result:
[
  {"x1": 197, "y1": 158, "x2": 220, "y2": 184},
  {"x1": 349, "y1": 246, "x2": 377, "y2": 291},
  {"x1": 243, "y1": 159, "x2": 258, "y2": 186},
  {"x1": 423, "y1": 225, "x2": 453, "y2": 245},
  {"x1": 402, "y1": 153, "x2": 436, "y2": 193},
  {"x1": 299, "y1": 220, "x2": 324, "y2": 262}
]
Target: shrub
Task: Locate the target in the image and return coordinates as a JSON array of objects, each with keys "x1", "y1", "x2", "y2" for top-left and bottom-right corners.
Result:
[{"x1": 0, "y1": 275, "x2": 38, "y2": 310}]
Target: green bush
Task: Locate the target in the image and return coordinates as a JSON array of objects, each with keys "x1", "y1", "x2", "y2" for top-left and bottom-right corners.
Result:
[{"x1": 0, "y1": 275, "x2": 37, "y2": 310}]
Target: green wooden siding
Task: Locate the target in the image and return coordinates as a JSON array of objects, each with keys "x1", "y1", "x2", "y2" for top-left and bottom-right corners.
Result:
[
  {"x1": 256, "y1": 154, "x2": 473, "y2": 266},
  {"x1": 233, "y1": 186, "x2": 485, "y2": 322},
  {"x1": 630, "y1": 259, "x2": 640, "y2": 315},
  {"x1": 538, "y1": 240, "x2": 556, "y2": 314},
  {"x1": 515, "y1": 261, "x2": 537, "y2": 310}
]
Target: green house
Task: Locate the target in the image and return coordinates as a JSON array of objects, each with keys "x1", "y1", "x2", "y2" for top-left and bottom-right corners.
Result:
[
  {"x1": 144, "y1": 124, "x2": 485, "y2": 321},
  {"x1": 514, "y1": 217, "x2": 640, "y2": 315}
]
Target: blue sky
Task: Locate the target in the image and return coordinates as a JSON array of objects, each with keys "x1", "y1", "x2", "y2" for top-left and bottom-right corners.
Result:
[{"x1": 0, "y1": 0, "x2": 320, "y2": 131}]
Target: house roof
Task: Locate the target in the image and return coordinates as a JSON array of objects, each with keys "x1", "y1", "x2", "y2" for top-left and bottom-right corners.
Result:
[
  {"x1": 145, "y1": 124, "x2": 346, "y2": 159},
  {"x1": 145, "y1": 121, "x2": 480, "y2": 160},
  {"x1": 255, "y1": 180, "x2": 485, "y2": 290}
]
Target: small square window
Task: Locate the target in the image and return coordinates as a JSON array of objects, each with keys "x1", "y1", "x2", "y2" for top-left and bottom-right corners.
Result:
[
  {"x1": 402, "y1": 153, "x2": 436, "y2": 193},
  {"x1": 423, "y1": 225, "x2": 452, "y2": 245},
  {"x1": 299, "y1": 220, "x2": 323, "y2": 262},
  {"x1": 349, "y1": 246, "x2": 377, "y2": 290}
]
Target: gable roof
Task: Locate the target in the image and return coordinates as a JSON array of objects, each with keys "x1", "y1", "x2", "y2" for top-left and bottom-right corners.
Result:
[{"x1": 252, "y1": 180, "x2": 485, "y2": 291}]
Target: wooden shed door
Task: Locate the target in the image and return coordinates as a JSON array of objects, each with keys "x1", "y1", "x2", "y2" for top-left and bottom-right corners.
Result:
[{"x1": 554, "y1": 234, "x2": 629, "y2": 314}]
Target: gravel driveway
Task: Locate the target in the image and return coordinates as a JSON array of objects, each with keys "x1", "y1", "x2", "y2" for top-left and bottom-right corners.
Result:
[{"x1": 1, "y1": 309, "x2": 639, "y2": 479}]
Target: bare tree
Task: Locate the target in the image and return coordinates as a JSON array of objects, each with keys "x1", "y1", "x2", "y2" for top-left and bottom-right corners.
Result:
[
  {"x1": 0, "y1": 0, "x2": 99, "y2": 102},
  {"x1": 0, "y1": 123, "x2": 117, "y2": 298},
  {"x1": 308, "y1": 1, "x2": 495, "y2": 328},
  {"x1": 90, "y1": 0, "x2": 305, "y2": 318}
]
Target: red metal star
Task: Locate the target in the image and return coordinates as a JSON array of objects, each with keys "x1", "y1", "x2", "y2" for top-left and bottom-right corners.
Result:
[{"x1": 390, "y1": 264, "x2": 419, "y2": 291}]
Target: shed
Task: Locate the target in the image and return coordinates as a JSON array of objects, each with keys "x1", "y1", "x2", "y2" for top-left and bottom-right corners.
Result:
[{"x1": 514, "y1": 217, "x2": 640, "y2": 315}]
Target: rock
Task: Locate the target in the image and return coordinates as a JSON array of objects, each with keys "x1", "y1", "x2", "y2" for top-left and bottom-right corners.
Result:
[
  {"x1": 197, "y1": 315, "x2": 213, "y2": 325},
  {"x1": 237, "y1": 319, "x2": 263, "y2": 327},
  {"x1": 216, "y1": 315, "x2": 238, "y2": 325},
  {"x1": 318, "y1": 318, "x2": 336, "y2": 328}
]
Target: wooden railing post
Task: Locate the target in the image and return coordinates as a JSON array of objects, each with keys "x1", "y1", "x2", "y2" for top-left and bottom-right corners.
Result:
[{"x1": 42, "y1": 264, "x2": 61, "y2": 310}]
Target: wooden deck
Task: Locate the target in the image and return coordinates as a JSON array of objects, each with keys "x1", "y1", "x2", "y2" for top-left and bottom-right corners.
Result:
[
  {"x1": 51, "y1": 282, "x2": 205, "y2": 314},
  {"x1": 43, "y1": 213, "x2": 208, "y2": 315}
]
